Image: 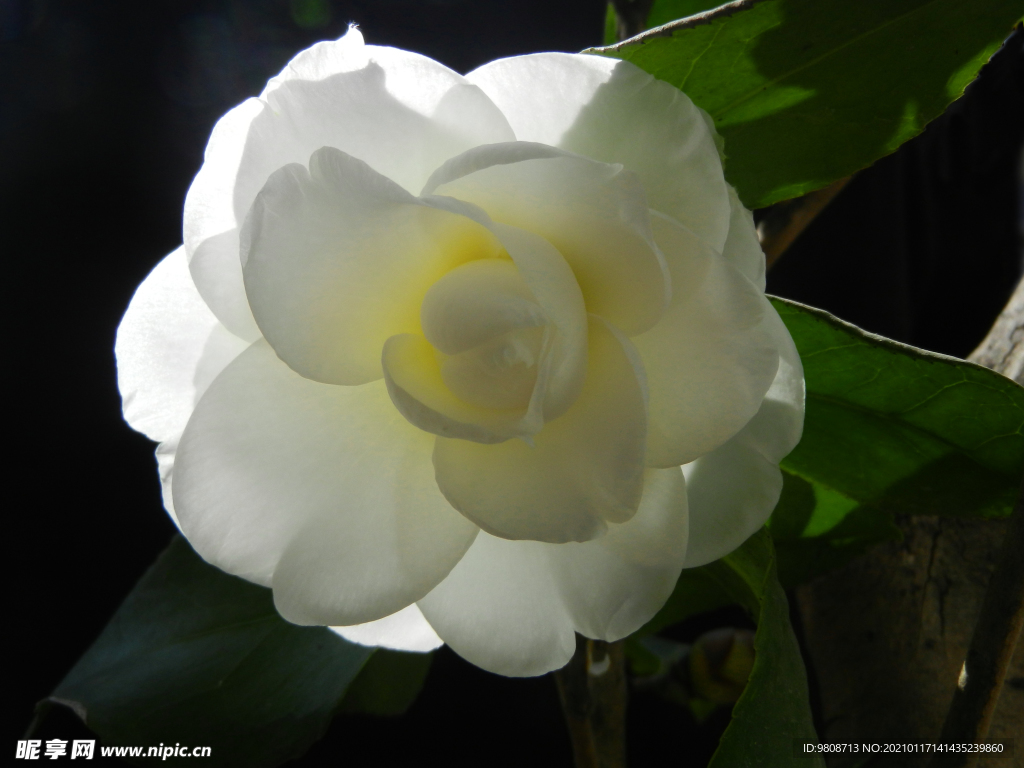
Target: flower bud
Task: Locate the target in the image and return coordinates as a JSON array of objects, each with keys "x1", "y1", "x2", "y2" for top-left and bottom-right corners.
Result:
[{"x1": 688, "y1": 628, "x2": 756, "y2": 705}]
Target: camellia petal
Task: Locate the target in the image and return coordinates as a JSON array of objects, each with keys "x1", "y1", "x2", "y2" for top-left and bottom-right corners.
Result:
[
  {"x1": 737, "y1": 307, "x2": 806, "y2": 466},
  {"x1": 721, "y1": 185, "x2": 767, "y2": 291},
  {"x1": 154, "y1": 321, "x2": 254, "y2": 529},
  {"x1": 544, "y1": 466, "x2": 689, "y2": 642},
  {"x1": 188, "y1": 231, "x2": 262, "y2": 342},
  {"x1": 432, "y1": 317, "x2": 647, "y2": 544},
  {"x1": 681, "y1": 437, "x2": 782, "y2": 570},
  {"x1": 183, "y1": 27, "x2": 514, "y2": 347},
  {"x1": 331, "y1": 603, "x2": 443, "y2": 653},
  {"x1": 245, "y1": 56, "x2": 514, "y2": 205},
  {"x1": 635, "y1": 212, "x2": 780, "y2": 468},
  {"x1": 382, "y1": 332, "x2": 534, "y2": 443},
  {"x1": 173, "y1": 340, "x2": 479, "y2": 624},
  {"x1": 682, "y1": 308, "x2": 805, "y2": 568},
  {"x1": 419, "y1": 258, "x2": 547, "y2": 356},
  {"x1": 418, "y1": 533, "x2": 577, "y2": 677},
  {"x1": 420, "y1": 197, "x2": 590, "y2": 424},
  {"x1": 418, "y1": 466, "x2": 687, "y2": 677},
  {"x1": 118, "y1": 31, "x2": 806, "y2": 680},
  {"x1": 155, "y1": 439, "x2": 179, "y2": 528},
  {"x1": 182, "y1": 97, "x2": 265, "y2": 340},
  {"x1": 379, "y1": 204, "x2": 591, "y2": 445},
  {"x1": 427, "y1": 142, "x2": 669, "y2": 335},
  {"x1": 467, "y1": 52, "x2": 730, "y2": 251},
  {"x1": 242, "y1": 146, "x2": 502, "y2": 385},
  {"x1": 261, "y1": 26, "x2": 370, "y2": 92},
  {"x1": 116, "y1": 247, "x2": 250, "y2": 445},
  {"x1": 182, "y1": 98, "x2": 265, "y2": 259}
]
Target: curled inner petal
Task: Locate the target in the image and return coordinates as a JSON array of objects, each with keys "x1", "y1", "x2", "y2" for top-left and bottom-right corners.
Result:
[
  {"x1": 427, "y1": 143, "x2": 670, "y2": 335},
  {"x1": 432, "y1": 316, "x2": 648, "y2": 544},
  {"x1": 241, "y1": 146, "x2": 504, "y2": 386},
  {"x1": 441, "y1": 327, "x2": 546, "y2": 411},
  {"x1": 420, "y1": 258, "x2": 547, "y2": 355},
  {"x1": 383, "y1": 333, "x2": 534, "y2": 444},
  {"x1": 382, "y1": 206, "x2": 589, "y2": 446},
  {"x1": 420, "y1": 258, "x2": 549, "y2": 412}
]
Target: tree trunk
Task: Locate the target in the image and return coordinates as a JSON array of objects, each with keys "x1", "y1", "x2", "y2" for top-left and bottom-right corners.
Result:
[{"x1": 795, "y1": 279, "x2": 1024, "y2": 768}]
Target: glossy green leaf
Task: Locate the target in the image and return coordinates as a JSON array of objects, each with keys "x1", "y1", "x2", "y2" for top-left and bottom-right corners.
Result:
[
  {"x1": 591, "y1": 0, "x2": 1022, "y2": 207},
  {"x1": 768, "y1": 296, "x2": 1024, "y2": 584},
  {"x1": 769, "y1": 470, "x2": 902, "y2": 588},
  {"x1": 50, "y1": 536, "x2": 376, "y2": 767},
  {"x1": 708, "y1": 529, "x2": 823, "y2": 768}
]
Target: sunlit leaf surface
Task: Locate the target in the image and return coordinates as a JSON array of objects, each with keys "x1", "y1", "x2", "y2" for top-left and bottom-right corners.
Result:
[{"x1": 593, "y1": 0, "x2": 1022, "y2": 206}]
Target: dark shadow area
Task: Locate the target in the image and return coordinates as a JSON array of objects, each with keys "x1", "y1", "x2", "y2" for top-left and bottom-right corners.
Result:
[{"x1": 766, "y1": 26, "x2": 1023, "y2": 358}]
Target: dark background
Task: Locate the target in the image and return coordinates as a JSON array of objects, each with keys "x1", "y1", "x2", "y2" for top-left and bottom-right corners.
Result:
[{"x1": 4, "y1": 1, "x2": 1022, "y2": 765}]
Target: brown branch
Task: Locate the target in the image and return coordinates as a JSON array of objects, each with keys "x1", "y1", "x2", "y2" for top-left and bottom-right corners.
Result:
[
  {"x1": 758, "y1": 176, "x2": 852, "y2": 269},
  {"x1": 928, "y1": 279, "x2": 1024, "y2": 766},
  {"x1": 929, "y1": 475, "x2": 1024, "y2": 767},
  {"x1": 968, "y1": 276, "x2": 1024, "y2": 383},
  {"x1": 554, "y1": 637, "x2": 628, "y2": 768}
]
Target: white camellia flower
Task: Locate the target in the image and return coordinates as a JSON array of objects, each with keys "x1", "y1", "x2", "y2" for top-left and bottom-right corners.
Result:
[{"x1": 116, "y1": 28, "x2": 803, "y2": 677}]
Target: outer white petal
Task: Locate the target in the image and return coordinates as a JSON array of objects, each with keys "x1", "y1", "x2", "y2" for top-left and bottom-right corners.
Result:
[
  {"x1": 156, "y1": 439, "x2": 180, "y2": 528},
  {"x1": 183, "y1": 27, "x2": 514, "y2": 347},
  {"x1": 721, "y1": 184, "x2": 766, "y2": 291},
  {"x1": 331, "y1": 604, "x2": 443, "y2": 653},
  {"x1": 635, "y1": 213, "x2": 780, "y2": 468},
  {"x1": 432, "y1": 317, "x2": 646, "y2": 544},
  {"x1": 418, "y1": 466, "x2": 688, "y2": 677},
  {"x1": 242, "y1": 146, "x2": 500, "y2": 385},
  {"x1": 183, "y1": 100, "x2": 265, "y2": 258},
  {"x1": 467, "y1": 53, "x2": 730, "y2": 251},
  {"x1": 188, "y1": 231, "x2": 262, "y2": 342},
  {"x1": 116, "y1": 248, "x2": 250, "y2": 530},
  {"x1": 263, "y1": 25, "x2": 370, "y2": 91},
  {"x1": 427, "y1": 142, "x2": 669, "y2": 335},
  {"x1": 183, "y1": 101, "x2": 265, "y2": 342},
  {"x1": 737, "y1": 307, "x2": 805, "y2": 465},
  {"x1": 173, "y1": 340, "x2": 479, "y2": 625},
  {"x1": 545, "y1": 466, "x2": 689, "y2": 641},
  {"x1": 418, "y1": 534, "x2": 576, "y2": 677},
  {"x1": 682, "y1": 306, "x2": 805, "y2": 568},
  {"x1": 116, "y1": 247, "x2": 248, "y2": 443}
]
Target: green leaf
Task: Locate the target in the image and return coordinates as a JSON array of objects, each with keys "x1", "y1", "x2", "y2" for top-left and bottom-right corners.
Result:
[
  {"x1": 708, "y1": 529, "x2": 823, "y2": 768},
  {"x1": 603, "y1": 2, "x2": 617, "y2": 45},
  {"x1": 50, "y1": 536, "x2": 375, "y2": 767},
  {"x1": 634, "y1": 530, "x2": 823, "y2": 766},
  {"x1": 631, "y1": 531, "x2": 821, "y2": 764},
  {"x1": 768, "y1": 296, "x2": 1024, "y2": 584},
  {"x1": 337, "y1": 649, "x2": 433, "y2": 717},
  {"x1": 591, "y1": 0, "x2": 1022, "y2": 207},
  {"x1": 769, "y1": 470, "x2": 902, "y2": 588}
]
